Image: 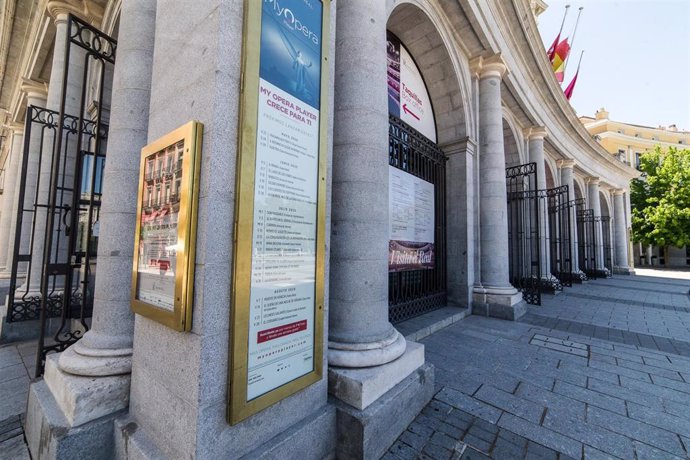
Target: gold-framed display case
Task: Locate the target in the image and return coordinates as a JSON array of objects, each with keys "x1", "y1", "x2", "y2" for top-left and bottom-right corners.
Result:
[
  {"x1": 131, "y1": 121, "x2": 203, "y2": 332},
  {"x1": 228, "y1": 0, "x2": 330, "y2": 424}
]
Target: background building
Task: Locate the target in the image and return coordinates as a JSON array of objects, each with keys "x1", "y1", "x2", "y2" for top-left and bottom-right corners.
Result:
[
  {"x1": 581, "y1": 109, "x2": 690, "y2": 267},
  {"x1": 0, "y1": 1, "x2": 639, "y2": 458}
]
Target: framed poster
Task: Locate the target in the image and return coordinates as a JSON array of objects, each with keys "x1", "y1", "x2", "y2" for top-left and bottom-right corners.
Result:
[
  {"x1": 131, "y1": 121, "x2": 203, "y2": 332},
  {"x1": 228, "y1": 0, "x2": 330, "y2": 424},
  {"x1": 388, "y1": 166, "x2": 435, "y2": 272}
]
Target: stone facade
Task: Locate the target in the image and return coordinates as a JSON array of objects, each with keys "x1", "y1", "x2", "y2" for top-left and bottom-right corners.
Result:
[{"x1": 0, "y1": 0, "x2": 639, "y2": 458}]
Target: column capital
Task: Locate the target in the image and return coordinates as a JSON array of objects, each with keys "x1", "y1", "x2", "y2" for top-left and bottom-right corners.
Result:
[
  {"x1": 46, "y1": 0, "x2": 103, "y2": 25},
  {"x1": 20, "y1": 78, "x2": 48, "y2": 100},
  {"x1": 8, "y1": 122, "x2": 24, "y2": 135},
  {"x1": 440, "y1": 136, "x2": 477, "y2": 157},
  {"x1": 612, "y1": 188, "x2": 625, "y2": 196},
  {"x1": 586, "y1": 176, "x2": 600, "y2": 185},
  {"x1": 556, "y1": 158, "x2": 576, "y2": 169},
  {"x1": 469, "y1": 53, "x2": 508, "y2": 80},
  {"x1": 523, "y1": 126, "x2": 548, "y2": 140}
]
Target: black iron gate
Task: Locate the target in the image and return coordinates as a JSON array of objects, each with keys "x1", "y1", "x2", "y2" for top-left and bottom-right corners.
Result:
[
  {"x1": 6, "y1": 15, "x2": 115, "y2": 376},
  {"x1": 577, "y1": 208, "x2": 598, "y2": 279},
  {"x1": 547, "y1": 185, "x2": 572, "y2": 287},
  {"x1": 598, "y1": 216, "x2": 613, "y2": 276},
  {"x1": 506, "y1": 163, "x2": 541, "y2": 305},
  {"x1": 388, "y1": 115, "x2": 447, "y2": 323}
]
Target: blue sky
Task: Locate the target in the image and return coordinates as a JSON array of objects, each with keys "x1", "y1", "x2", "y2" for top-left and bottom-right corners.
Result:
[{"x1": 537, "y1": 0, "x2": 690, "y2": 131}]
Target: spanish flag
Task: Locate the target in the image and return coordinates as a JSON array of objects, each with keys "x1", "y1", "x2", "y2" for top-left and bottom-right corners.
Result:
[{"x1": 552, "y1": 38, "x2": 571, "y2": 83}]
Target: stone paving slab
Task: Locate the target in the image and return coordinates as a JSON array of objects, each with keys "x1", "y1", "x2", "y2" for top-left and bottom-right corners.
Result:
[
  {"x1": 389, "y1": 272, "x2": 690, "y2": 459},
  {"x1": 0, "y1": 341, "x2": 36, "y2": 459}
]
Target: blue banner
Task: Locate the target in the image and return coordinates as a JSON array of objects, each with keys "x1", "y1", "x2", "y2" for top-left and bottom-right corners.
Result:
[{"x1": 260, "y1": 0, "x2": 322, "y2": 109}]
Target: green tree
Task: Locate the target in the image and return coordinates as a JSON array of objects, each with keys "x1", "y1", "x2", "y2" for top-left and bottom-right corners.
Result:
[{"x1": 630, "y1": 146, "x2": 690, "y2": 263}]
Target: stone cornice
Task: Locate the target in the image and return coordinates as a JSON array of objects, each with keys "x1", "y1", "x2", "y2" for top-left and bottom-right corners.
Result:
[{"x1": 469, "y1": 53, "x2": 508, "y2": 80}]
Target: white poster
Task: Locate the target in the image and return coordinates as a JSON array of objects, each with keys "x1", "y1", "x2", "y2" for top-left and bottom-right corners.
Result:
[{"x1": 389, "y1": 166, "x2": 435, "y2": 272}]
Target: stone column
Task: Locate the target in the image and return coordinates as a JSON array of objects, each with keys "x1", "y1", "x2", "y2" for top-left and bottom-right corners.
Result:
[
  {"x1": 0, "y1": 127, "x2": 24, "y2": 273},
  {"x1": 328, "y1": 0, "x2": 404, "y2": 368},
  {"x1": 469, "y1": 54, "x2": 525, "y2": 320},
  {"x1": 525, "y1": 127, "x2": 560, "y2": 290},
  {"x1": 25, "y1": 0, "x2": 155, "y2": 457},
  {"x1": 557, "y1": 159, "x2": 585, "y2": 281},
  {"x1": 444, "y1": 138, "x2": 476, "y2": 308},
  {"x1": 612, "y1": 189, "x2": 632, "y2": 274},
  {"x1": 328, "y1": 2, "x2": 433, "y2": 457},
  {"x1": 24, "y1": 1, "x2": 88, "y2": 293},
  {"x1": 587, "y1": 176, "x2": 607, "y2": 275}
]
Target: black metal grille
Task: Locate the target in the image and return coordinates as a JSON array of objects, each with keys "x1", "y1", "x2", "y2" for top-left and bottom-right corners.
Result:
[
  {"x1": 388, "y1": 115, "x2": 447, "y2": 324},
  {"x1": 506, "y1": 163, "x2": 541, "y2": 305},
  {"x1": 598, "y1": 216, "x2": 613, "y2": 277},
  {"x1": 577, "y1": 208, "x2": 599, "y2": 279},
  {"x1": 547, "y1": 185, "x2": 572, "y2": 287},
  {"x1": 6, "y1": 15, "x2": 116, "y2": 376}
]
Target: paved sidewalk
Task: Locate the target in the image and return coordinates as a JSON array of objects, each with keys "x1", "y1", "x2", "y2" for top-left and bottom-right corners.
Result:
[
  {"x1": 0, "y1": 340, "x2": 36, "y2": 459},
  {"x1": 389, "y1": 272, "x2": 690, "y2": 459}
]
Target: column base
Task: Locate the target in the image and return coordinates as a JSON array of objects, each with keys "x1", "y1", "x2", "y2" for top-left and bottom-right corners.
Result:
[
  {"x1": 24, "y1": 376, "x2": 124, "y2": 460},
  {"x1": 613, "y1": 266, "x2": 635, "y2": 275},
  {"x1": 24, "y1": 354, "x2": 130, "y2": 459},
  {"x1": 329, "y1": 340, "x2": 424, "y2": 410},
  {"x1": 328, "y1": 328, "x2": 406, "y2": 368},
  {"x1": 332, "y1": 362, "x2": 434, "y2": 460},
  {"x1": 472, "y1": 286, "x2": 526, "y2": 320}
]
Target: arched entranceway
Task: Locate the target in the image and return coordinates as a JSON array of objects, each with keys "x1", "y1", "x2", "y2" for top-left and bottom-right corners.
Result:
[{"x1": 386, "y1": 3, "x2": 470, "y2": 322}]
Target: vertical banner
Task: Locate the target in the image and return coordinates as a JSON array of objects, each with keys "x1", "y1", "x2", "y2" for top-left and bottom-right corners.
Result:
[
  {"x1": 230, "y1": 0, "x2": 329, "y2": 424},
  {"x1": 386, "y1": 31, "x2": 436, "y2": 143}
]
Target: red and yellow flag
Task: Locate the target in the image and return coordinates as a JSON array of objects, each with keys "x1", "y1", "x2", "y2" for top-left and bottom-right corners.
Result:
[{"x1": 552, "y1": 38, "x2": 570, "y2": 83}]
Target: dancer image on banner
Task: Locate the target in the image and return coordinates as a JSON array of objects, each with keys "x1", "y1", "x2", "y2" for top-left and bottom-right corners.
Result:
[{"x1": 293, "y1": 50, "x2": 313, "y2": 101}]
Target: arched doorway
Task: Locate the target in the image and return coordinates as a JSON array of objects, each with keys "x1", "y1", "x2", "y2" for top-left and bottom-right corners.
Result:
[{"x1": 386, "y1": 4, "x2": 469, "y2": 322}]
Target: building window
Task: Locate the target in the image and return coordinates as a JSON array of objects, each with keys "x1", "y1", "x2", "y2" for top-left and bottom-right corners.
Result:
[{"x1": 635, "y1": 152, "x2": 641, "y2": 169}]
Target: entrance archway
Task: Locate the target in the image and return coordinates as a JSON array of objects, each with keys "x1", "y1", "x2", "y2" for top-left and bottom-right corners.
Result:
[{"x1": 386, "y1": 4, "x2": 470, "y2": 322}]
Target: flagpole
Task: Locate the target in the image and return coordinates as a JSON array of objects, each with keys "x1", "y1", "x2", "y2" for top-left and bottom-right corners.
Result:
[
  {"x1": 547, "y1": 4, "x2": 570, "y2": 60},
  {"x1": 564, "y1": 7, "x2": 584, "y2": 73},
  {"x1": 558, "y1": 4, "x2": 571, "y2": 37}
]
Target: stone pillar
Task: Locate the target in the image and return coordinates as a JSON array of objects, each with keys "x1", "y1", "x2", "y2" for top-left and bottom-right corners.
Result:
[
  {"x1": 0, "y1": 128, "x2": 24, "y2": 273},
  {"x1": 25, "y1": 1, "x2": 154, "y2": 458},
  {"x1": 328, "y1": 0, "x2": 404, "y2": 367},
  {"x1": 612, "y1": 189, "x2": 633, "y2": 274},
  {"x1": 557, "y1": 159, "x2": 586, "y2": 281},
  {"x1": 646, "y1": 244, "x2": 653, "y2": 265},
  {"x1": 444, "y1": 138, "x2": 476, "y2": 308},
  {"x1": 327, "y1": 2, "x2": 433, "y2": 458},
  {"x1": 525, "y1": 127, "x2": 560, "y2": 291},
  {"x1": 587, "y1": 176, "x2": 608, "y2": 276},
  {"x1": 470, "y1": 54, "x2": 525, "y2": 320},
  {"x1": 24, "y1": 1, "x2": 92, "y2": 295}
]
